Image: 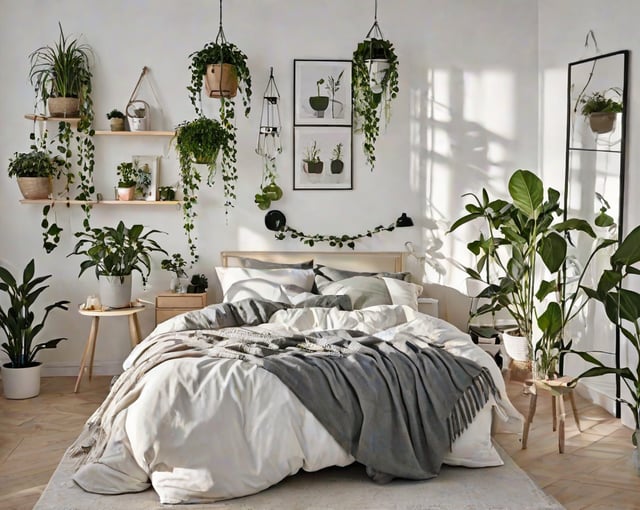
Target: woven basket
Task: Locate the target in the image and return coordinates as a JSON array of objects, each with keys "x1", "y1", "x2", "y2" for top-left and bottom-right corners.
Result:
[
  {"x1": 47, "y1": 97, "x2": 80, "y2": 118},
  {"x1": 17, "y1": 177, "x2": 52, "y2": 199}
]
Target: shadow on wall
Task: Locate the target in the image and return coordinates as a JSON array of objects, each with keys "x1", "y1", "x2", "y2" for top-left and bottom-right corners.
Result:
[{"x1": 409, "y1": 66, "x2": 517, "y2": 324}]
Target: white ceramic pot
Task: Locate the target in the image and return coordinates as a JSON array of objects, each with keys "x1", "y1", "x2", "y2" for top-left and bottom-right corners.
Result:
[
  {"x1": 502, "y1": 329, "x2": 530, "y2": 362},
  {"x1": 2, "y1": 362, "x2": 41, "y2": 399},
  {"x1": 99, "y1": 274, "x2": 132, "y2": 308}
]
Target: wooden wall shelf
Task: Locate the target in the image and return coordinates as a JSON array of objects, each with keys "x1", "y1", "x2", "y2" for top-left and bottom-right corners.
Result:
[
  {"x1": 20, "y1": 199, "x2": 180, "y2": 206},
  {"x1": 94, "y1": 130, "x2": 175, "y2": 136}
]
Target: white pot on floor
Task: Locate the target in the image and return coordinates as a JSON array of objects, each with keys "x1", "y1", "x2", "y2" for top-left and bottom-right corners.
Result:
[
  {"x1": 2, "y1": 362, "x2": 41, "y2": 399},
  {"x1": 502, "y1": 329, "x2": 529, "y2": 362}
]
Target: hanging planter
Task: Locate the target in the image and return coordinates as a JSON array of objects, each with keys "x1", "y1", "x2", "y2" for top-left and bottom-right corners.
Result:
[
  {"x1": 579, "y1": 88, "x2": 622, "y2": 135},
  {"x1": 205, "y1": 63, "x2": 239, "y2": 98},
  {"x1": 352, "y1": 1, "x2": 399, "y2": 170}
]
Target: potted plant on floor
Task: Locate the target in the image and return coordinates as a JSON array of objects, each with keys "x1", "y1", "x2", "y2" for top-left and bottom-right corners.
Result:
[
  {"x1": 8, "y1": 150, "x2": 63, "y2": 199},
  {"x1": 0, "y1": 259, "x2": 70, "y2": 399},
  {"x1": 29, "y1": 22, "x2": 93, "y2": 118},
  {"x1": 106, "y1": 109, "x2": 125, "y2": 131},
  {"x1": 352, "y1": 37, "x2": 399, "y2": 169},
  {"x1": 68, "y1": 221, "x2": 167, "y2": 308},
  {"x1": 580, "y1": 88, "x2": 623, "y2": 134},
  {"x1": 174, "y1": 117, "x2": 231, "y2": 261},
  {"x1": 449, "y1": 169, "x2": 600, "y2": 379}
]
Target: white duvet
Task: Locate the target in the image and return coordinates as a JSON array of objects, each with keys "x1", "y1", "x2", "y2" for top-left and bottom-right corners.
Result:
[{"x1": 73, "y1": 305, "x2": 523, "y2": 505}]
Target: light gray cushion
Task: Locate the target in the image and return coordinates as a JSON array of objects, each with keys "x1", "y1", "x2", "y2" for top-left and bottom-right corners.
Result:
[
  {"x1": 316, "y1": 276, "x2": 392, "y2": 310},
  {"x1": 238, "y1": 257, "x2": 314, "y2": 270}
]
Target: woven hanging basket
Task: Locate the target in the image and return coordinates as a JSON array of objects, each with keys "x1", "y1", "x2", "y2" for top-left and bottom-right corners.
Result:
[
  {"x1": 47, "y1": 97, "x2": 80, "y2": 118},
  {"x1": 205, "y1": 63, "x2": 238, "y2": 98},
  {"x1": 17, "y1": 177, "x2": 52, "y2": 199}
]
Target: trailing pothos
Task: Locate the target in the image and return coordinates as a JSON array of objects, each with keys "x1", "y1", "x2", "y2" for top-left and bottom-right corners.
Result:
[
  {"x1": 352, "y1": 37, "x2": 399, "y2": 170},
  {"x1": 271, "y1": 214, "x2": 405, "y2": 249},
  {"x1": 174, "y1": 116, "x2": 231, "y2": 262}
]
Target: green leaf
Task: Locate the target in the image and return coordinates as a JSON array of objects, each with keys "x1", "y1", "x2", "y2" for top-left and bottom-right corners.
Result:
[
  {"x1": 612, "y1": 224, "x2": 640, "y2": 266},
  {"x1": 555, "y1": 218, "x2": 596, "y2": 238},
  {"x1": 539, "y1": 231, "x2": 566, "y2": 273},
  {"x1": 508, "y1": 169, "x2": 543, "y2": 218},
  {"x1": 537, "y1": 301, "x2": 563, "y2": 338}
]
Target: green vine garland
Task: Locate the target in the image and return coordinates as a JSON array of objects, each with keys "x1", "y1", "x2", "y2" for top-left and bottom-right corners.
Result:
[
  {"x1": 269, "y1": 211, "x2": 412, "y2": 249},
  {"x1": 352, "y1": 38, "x2": 399, "y2": 170}
]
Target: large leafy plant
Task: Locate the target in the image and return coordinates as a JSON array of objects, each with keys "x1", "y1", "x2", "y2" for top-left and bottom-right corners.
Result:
[
  {"x1": 68, "y1": 221, "x2": 167, "y2": 286},
  {"x1": 0, "y1": 259, "x2": 69, "y2": 368},
  {"x1": 352, "y1": 38, "x2": 399, "y2": 170},
  {"x1": 8, "y1": 150, "x2": 63, "y2": 178},
  {"x1": 449, "y1": 169, "x2": 600, "y2": 376},
  {"x1": 570, "y1": 224, "x2": 640, "y2": 436}
]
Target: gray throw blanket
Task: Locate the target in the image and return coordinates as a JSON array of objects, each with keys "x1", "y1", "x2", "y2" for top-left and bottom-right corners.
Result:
[{"x1": 206, "y1": 328, "x2": 499, "y2": 483}]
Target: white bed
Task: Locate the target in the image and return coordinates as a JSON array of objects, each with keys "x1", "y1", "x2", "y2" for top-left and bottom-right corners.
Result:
[{"x1": 69, "y1": 251, "x2": 523, "y2": 505}]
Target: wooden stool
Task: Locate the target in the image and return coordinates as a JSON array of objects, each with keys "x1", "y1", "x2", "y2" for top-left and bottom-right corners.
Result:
[
  {"x1": 521, "y1": 376, "x2": 581, "y2": 454},
  {"x1": 75, "y1": 305, "x2": 145, "y2": 393}
]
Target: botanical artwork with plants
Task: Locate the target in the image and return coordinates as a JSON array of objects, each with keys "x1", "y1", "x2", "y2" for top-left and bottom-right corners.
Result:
[
  {"x1": 293, "y1": 127, "x2": 352, "y2": 190},
  {"x1": 294, "y1": 60, "x2": 352, "y2": 126}
]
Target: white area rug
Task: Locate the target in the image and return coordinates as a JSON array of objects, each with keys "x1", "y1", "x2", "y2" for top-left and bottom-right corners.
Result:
[{"x1": 34, "y1": 444, "x2": 564, "y2": 510}]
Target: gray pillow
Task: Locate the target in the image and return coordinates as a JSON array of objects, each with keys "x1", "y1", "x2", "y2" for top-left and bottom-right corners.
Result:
[
  {"x1": 314, "y1": 264, "x2": 410, "y2": 283},
  {"x1": 293, "y1": 294, "x2": 353, "y2": 311},
  {"x1": 238, "y1": 257, "x2": 314, "y2": 270},
  {"x1": 316, "y1": 276, "x2": 392, "y2": 310}
]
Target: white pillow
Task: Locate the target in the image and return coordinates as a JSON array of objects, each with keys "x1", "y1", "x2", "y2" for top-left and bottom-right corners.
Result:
[
  {"x1": 215, "y1": 267, "x2": 315, "y2": 303},
  {"x1": 382, "y1": 277, "x2": 423, "y2": 310}
]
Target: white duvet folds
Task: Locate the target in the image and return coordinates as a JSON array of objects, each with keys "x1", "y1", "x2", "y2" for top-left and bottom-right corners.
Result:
[{"x1": 73, "y1": 305, "x2": 523, "y2": 504}]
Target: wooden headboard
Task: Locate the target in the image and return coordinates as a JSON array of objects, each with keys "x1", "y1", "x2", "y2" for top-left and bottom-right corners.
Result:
[{"x1": 220, "y1": 251, "x2": 406, "y2": 273}]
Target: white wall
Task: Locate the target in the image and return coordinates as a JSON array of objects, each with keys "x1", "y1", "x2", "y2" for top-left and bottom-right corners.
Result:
[{"x1": 0, "y1": 0, "x2": 538, "y2": 375}]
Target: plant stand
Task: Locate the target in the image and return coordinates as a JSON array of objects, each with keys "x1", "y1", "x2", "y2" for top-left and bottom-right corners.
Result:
[
  {"x1": 521, "y1": 376, "x2": 581, "y2": 454},
  {"x1": 75, "y1": 305, "x2": 145, "y2": 392}
]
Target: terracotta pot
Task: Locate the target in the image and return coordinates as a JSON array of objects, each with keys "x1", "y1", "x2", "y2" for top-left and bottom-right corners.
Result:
[
  {"x1": 589, "y1": 112, "x2": 617, "y2": 134},
  {"x1": 205, "y1": 64, "x2": 238, "y2": 98},
  {"x1": 117, "y1": 187, "x2": 135, "y2": 201},
  {"x1": 17, "y1": 176, "x2": 52, "y2": 199},
  {"x1": 47, "y1": 97, "x2": 80, "y2": 118},
  {"x1": 2, "y1": 362, "x2": 41, "y2": 399}
]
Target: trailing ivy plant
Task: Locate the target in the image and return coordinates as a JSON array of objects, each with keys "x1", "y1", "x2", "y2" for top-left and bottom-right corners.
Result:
[
  {"x1": 352, "y1": 38, "x2": 399, "y2": 170},
  {"x1": 271, "y1": 214, "x2": 409, "y2": 249},
  {"x1": 254, "y1": 157, "x2": 283, "y2": 211},
  {"x1": 174, "y1": 117, "x2": 231, "y2": 262}
]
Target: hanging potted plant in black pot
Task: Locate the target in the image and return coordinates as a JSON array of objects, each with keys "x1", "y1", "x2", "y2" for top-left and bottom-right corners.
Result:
[{"x1": 352, "y1": 1, "x2": 399, "y2": 170}]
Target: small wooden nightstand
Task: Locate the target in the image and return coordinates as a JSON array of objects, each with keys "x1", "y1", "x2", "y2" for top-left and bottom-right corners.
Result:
[{"x1": 155, "y1": 291, "x2": 207, "y2": 325}]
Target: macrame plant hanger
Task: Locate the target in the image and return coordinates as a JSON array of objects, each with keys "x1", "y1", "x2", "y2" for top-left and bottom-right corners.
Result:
[
  {"x1": 363, "y1": 0, "x2": 390, "y2": 94},
  {"x1": 126, "y1": 66, "x2": 162, "y2": 131}
]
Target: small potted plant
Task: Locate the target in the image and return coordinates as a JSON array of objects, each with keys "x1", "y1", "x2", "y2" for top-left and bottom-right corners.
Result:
[
  {"x1": 187, "y1": 273, "x2": 209, "y2": 294},
  {"x1": 106, "y1": 109, "x2": 125, "y2": 131},
  {"x1": 330, "y1": 142, "x2": 344, "y2": 174},
  {"x1": 352, "y1": 37, "x2": 399, "y2": 169},
  {"x1": 303, "y1": 141, "x2": 323, "y2": 174},
  {"x1": 160, "y1": 253, "x2": 189, "y2": 293},
  {"x1": 158, "y1": 186, "x2": 176, "y2": 201},
  {"x1": 579, "y1": 88, "x2": 623, "y2": 134},
  {"x1": 29, "y1": 22, "x2": 93, "y2": 118},
  {"x1": 68, "y1": 221, "x2": 167, "y2": 308},
  {"x1": 309, "y1": 78, "x2": 329, "y2": 118},
  {"x1": 8, "y1": 150, "x2": 63, "y2": 199},
  {"x1": 116, "y1": 162, "x2": 138, "y2": 201},
  {"x1": 0, "y1": 259, "x2": 70, "y2": 399}
]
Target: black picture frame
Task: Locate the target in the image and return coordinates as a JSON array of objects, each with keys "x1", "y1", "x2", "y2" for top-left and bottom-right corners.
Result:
[
  {"x1": 294, "y1": 59, "x2": 352, "y2": 127},
  {"x1": 293, "y1": 125, "x2": 352, "y2": 190}
]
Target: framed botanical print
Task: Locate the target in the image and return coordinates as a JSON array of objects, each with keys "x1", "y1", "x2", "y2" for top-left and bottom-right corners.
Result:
[
  {"x1": 132, "y1": 155, "x2": 159, "y2": 201},
  {"x1": 294, "y1": 59, "x2": 352, "y2": 126},
  {"x1": 293, "y1": 126, "x2": 352, "y2": 190}
]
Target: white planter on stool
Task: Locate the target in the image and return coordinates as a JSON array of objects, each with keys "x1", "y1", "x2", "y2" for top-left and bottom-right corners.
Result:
[{"x1": 99, "y1": 274, "x2": 132, "y2": 309}]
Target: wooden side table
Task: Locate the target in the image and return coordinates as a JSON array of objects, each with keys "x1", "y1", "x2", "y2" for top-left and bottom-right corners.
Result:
[
  {"x1": 75, "y1": 305, "x2": 145, "y2": 393},
  {"x1": 155, "y1": 291, "x2": 207, "y2": 325},
  {"x1": 521, "y1": 376, "x2": 582, "y2": 453}
]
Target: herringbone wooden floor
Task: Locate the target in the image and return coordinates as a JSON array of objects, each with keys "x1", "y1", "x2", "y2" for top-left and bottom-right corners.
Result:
[{"x1": 0, "y1": 375, "x2": 638, "y2": 509}]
